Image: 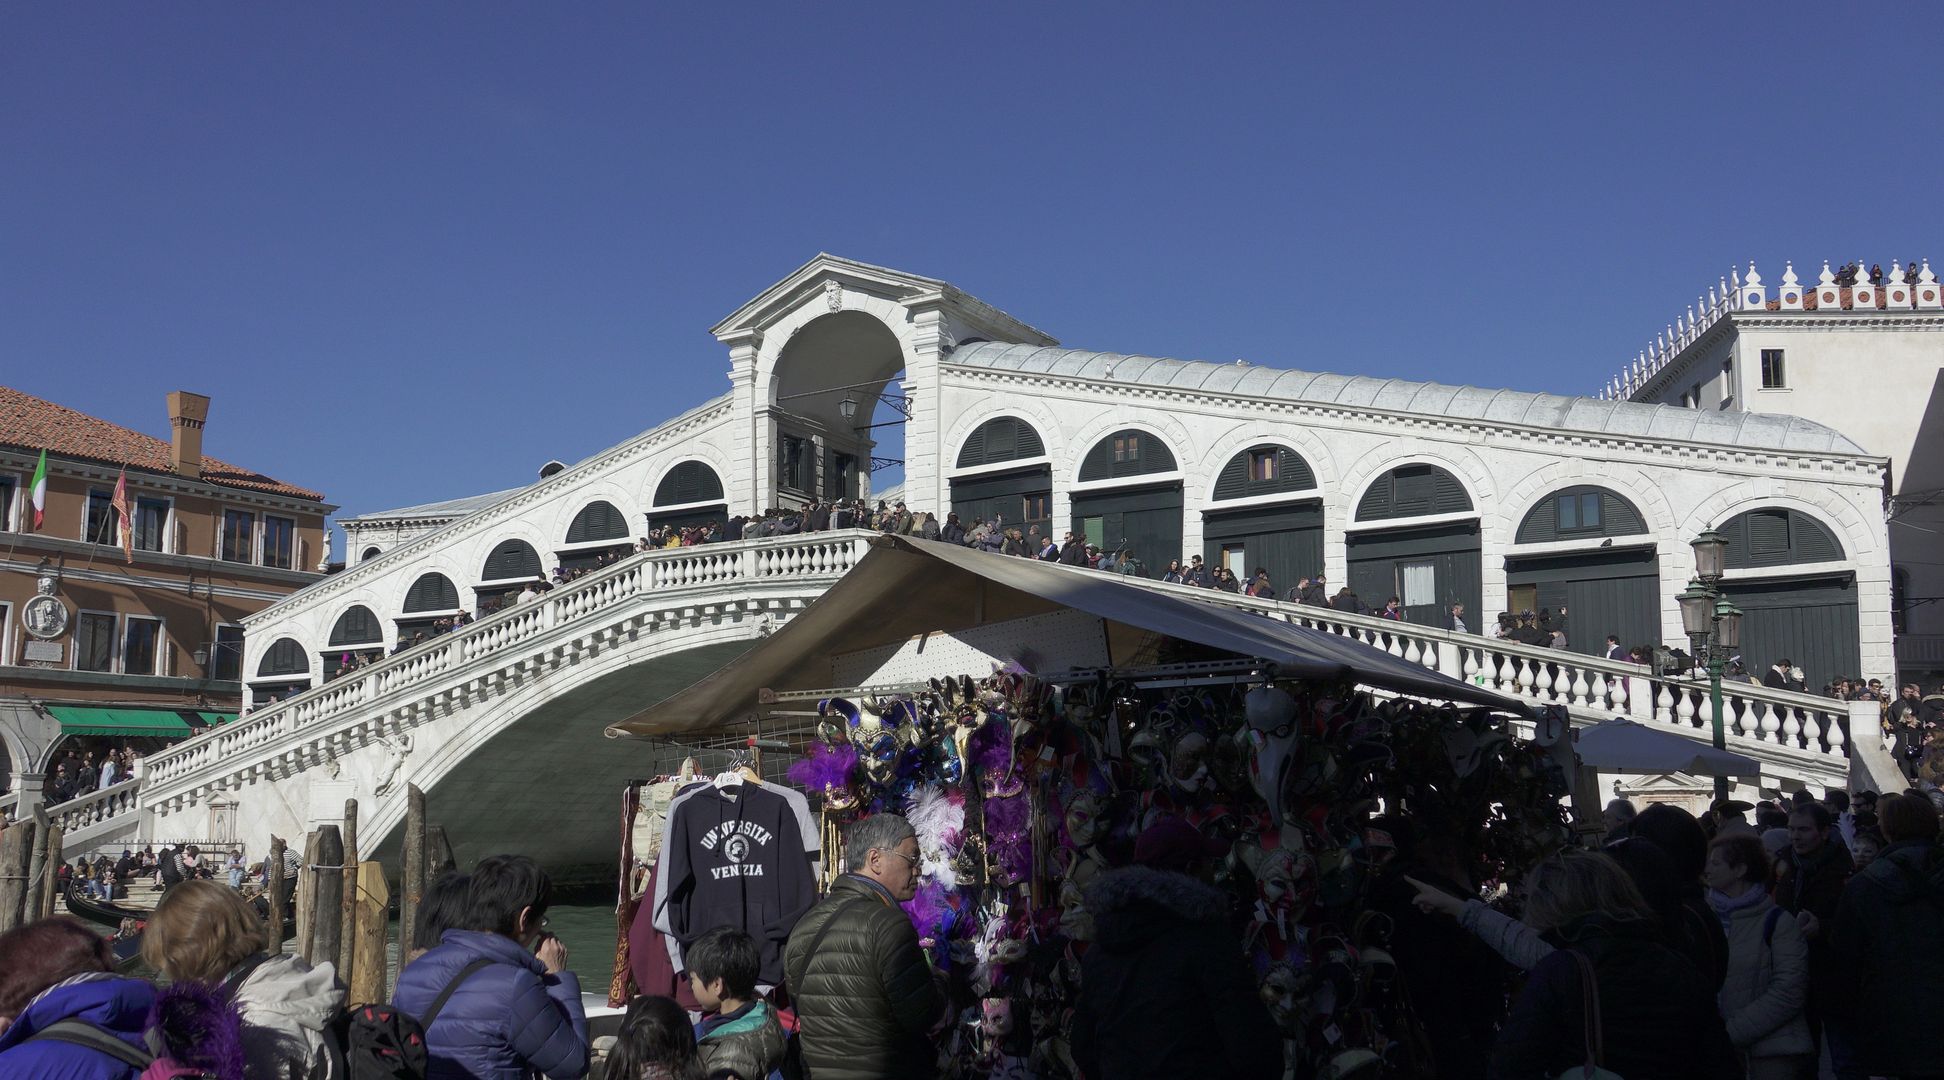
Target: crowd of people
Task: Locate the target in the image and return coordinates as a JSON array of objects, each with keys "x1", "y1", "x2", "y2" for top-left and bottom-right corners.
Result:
[{"x1": 40, "y1": 745, "x2": 142, "y2": 804}]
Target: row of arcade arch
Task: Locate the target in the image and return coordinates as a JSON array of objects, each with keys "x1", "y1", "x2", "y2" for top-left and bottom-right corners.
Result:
[{"x1": 948, "y1": 416, "x2": 1861, "y2": 681}]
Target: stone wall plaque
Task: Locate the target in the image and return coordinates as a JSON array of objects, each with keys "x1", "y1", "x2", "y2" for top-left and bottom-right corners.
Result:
[{"x1": 23, "y1": 640, "x2": 63, "y2": 662}]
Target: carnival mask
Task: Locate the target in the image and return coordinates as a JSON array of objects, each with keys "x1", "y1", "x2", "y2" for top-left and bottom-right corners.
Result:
[
  {"x1": 1169, "y1": 730, "x2": 1212, "y2": 793},
  {"x1": 1056, "y1": 879, "x2": 1094, "y2": 942},
  {"x1": 1245, "y1": 683, "x2": 1300, "y2": 823},
  {"x1": 1063, "y1": 790, "x2": 1108, "y2": 849}
]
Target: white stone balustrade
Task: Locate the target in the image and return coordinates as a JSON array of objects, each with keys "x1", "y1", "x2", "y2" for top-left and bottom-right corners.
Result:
[
  {"x1": 138, "y1": 531, "x2": 876, "y2": 804},
  {"x1": 45, "y1": 778, "x2": 143, "y2": 834}
]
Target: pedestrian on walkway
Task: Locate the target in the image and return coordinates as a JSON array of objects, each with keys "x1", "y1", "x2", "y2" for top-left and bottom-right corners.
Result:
[{"x1": 1703, "y1": 834, "x2": 1813, "y2": 1079}]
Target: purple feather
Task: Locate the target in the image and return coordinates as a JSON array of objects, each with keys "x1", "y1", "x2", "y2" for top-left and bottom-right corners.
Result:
[
  {"x1": 787, "y1": 741, "x2": 858, "y2": 793},
  {"x1": 983, "y1": 793, "x2": 1034, "y2": 881},
  {"x1": 146, "y1": 979, "x2": 246, "y2": 1080},
  {"x1": 901, "y1": 879, "x2": 950, "y2": 938},
  {"x1": 967, "y1": 716, "x2": 1014, "y2": 777}
]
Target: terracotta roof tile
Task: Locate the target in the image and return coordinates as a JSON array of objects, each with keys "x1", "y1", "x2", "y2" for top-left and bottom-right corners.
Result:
[{"x1": 0, "y1": 386, "x2": 326, "y2": 502}]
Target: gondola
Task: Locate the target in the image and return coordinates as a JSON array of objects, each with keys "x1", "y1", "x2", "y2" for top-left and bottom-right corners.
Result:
[{"x1": 65, "y1": 881, "x2": 295, "y2": 970}]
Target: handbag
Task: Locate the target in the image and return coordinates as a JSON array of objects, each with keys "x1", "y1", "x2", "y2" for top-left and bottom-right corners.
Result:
[{"x1": 1556, "y1": 949, "x2": 1624, "y2": 1080}]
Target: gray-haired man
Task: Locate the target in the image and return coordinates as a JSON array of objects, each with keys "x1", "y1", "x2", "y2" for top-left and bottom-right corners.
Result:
[{"x1": 783, "y1": 814, "x2": 945, "y2": 1080}]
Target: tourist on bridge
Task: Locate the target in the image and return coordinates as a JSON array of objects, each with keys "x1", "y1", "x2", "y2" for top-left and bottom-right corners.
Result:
[
  {"x1": 394, "y1": 854, "x2": 589, "y2": 1080},
  {"x1": 783, "y1": 813, "x2": 945, "y2": 1080}
]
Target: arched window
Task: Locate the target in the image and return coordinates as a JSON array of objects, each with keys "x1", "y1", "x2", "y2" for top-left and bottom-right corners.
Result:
[
  {"x1": 1210, "y1": 445, "x2": 1317, "y2": 501},
  {"x1": 360, "y1": 546, "x2": 382, "y2": 563},
  {"x1": 402, "y1": 572, "x2": 460, "y2": 613},
  {"x1": 1078, "y1": 429, "x2": 1177, "y2": 481},
  {"x1": 956, "y1": 417, "x2": 1047, "y2": 469},
  {"x1": 1718, "y1": 508, "x2": 1845, "y2": 569},
  {"x1": 327, "y1": 606, "x2": 383, "y2": 648},
  {"x1": 256, "y1": 638, "x2": 309, "y2": 677},
  {"x1": 481, "y1": 539, "x2": 543, "y2": 582},
  {"x1": 565, "y1": 501, "x2": 628, "y2": 544},
  {"x1": 1354, "y1": 464, "x2": 1472, "y2": 521},
  {"x1": 1514, "y1": 486, "x2": 1648, "y2": 543},
  {"x1": 653, "y1": 461, "x2": 725, "y2": 506}
]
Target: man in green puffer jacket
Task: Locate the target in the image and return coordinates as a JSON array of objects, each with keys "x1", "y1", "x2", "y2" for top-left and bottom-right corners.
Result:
[{"x1": 784, "y1": 814, "x2": 945, "y2": 1080}]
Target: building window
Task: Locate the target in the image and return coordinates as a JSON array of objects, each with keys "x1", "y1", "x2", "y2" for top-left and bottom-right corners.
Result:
[
  {"x1": 75, "y1": 612, "x2": 116, "y2": 672},
  {"x1": 1112, "y1": 434, "x2": 1141, "y2": 463},
  {"x1": 1022, "y1": 492, "x2": 1051, "y2": 521},
  {"x1": 212, "y1": 625, "x2": 245, "y2": 681},
  {"x1": 133, "y1": 497, "x2": 170, "y2": 553},
  {"x1": 0, "y1": 476, "x2": 13, "y2": 531},
  {"x1": 1221, "y1": 544, "x2": 1246, "y2": 576},
  {"x1": 1397, "y1": 561, "x2": 1437, "y2": 607},
  {"x1": 85, "y1": 489, "x2": 117, "y2": 546},
  {"x1": 779, "y1": 435, "x2": 810, "y2": 492},
  {"x1": 123, "y1": 616, "x2": 162, "y2": 675},
  {"x1": 222, "y1": 509, "x2": 255, "y2": 563},
  {"x1": 1690, "y1": 383, "x2": 1702, "y2": 408},
  {"x1": 263, "y1": 515, "x2": 296, "y2": 570},
  {"x1": 1249, "y1": 449, "x2": 1279, "y2": 482},
  {"x1": 827, "y1": 453, "x2": 855, "y2": 500},
  {"x1": 1760, "y1": 349, "x2": 1787, "y2": 389},
  {"x1": 1557, "y1": 492, "x2": 1601, "y2": 532}
]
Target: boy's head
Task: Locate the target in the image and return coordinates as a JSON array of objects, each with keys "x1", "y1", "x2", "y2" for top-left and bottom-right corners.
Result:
[{"x1": 685, "y1": 925, "x2": 759, "y2": 1011}]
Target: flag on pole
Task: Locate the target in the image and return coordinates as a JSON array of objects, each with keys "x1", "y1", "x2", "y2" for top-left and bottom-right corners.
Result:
[
  {"x1": 112, "y1": 467, "x2": 133, "y2": 564},
  {"x1": 28, "y1": 450, "x2": 48, "y2": 530}
]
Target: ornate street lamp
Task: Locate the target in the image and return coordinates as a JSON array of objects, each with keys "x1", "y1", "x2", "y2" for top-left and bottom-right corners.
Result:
[
  {"x1": 1682, "y1": 532, "x2": 1746, "y2": 799},
  {"x1": 838, "y1": 395, "x2": 859, "y2": 423}
]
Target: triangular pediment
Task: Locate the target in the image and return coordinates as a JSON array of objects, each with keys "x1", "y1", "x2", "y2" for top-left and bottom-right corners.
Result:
[
  {"x1": 1612, "y1": 771, "x2": 1712, "y2": 796},
  {"x1": 710, "y1": 253, "x2": 1056, "y2": 347}
]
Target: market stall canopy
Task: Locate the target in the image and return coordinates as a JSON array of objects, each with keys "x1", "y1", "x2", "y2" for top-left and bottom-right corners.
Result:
[
  {"x1": 610, "y1": 535, "x2": 1529, "y2": 738},
  {"x1": 1573, "y1": 718, "x2": 1760, "y2": 777}
]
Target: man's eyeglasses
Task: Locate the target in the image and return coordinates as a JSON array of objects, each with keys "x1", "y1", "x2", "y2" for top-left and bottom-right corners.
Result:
[{"x1": 876, "y1": 847, "x2": 921, "y2": 869}]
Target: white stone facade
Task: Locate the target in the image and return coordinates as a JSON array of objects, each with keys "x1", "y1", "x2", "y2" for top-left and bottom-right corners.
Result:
[{"x1": 241, "y1": 255, "x2": 1897, "y2": 697}]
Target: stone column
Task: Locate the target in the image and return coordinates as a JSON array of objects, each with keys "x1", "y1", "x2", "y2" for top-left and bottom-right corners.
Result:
[
  {"x1": 723, "y1": 331, "x2": 764, "y2": 518},
  {"x1": 901, "y1": 297, "x2": 952, "y2": 515},
  {"x1": 7, "y1": 773, "x2": 45, "y2": 819}
]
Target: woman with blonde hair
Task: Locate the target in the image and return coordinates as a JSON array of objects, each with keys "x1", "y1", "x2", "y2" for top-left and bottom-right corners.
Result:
[
  {"x1": 144, "y1": 879, "x2": 343, "y2": 1080},
  {"x1": 1486, "y1": 850, "x2": 1738, "y2": 1079}
]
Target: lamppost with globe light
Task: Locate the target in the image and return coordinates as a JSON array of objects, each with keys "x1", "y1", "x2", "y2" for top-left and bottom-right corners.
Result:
[{"x1": 1677, "y1": 529, "x2": 1745, "y2": 801}]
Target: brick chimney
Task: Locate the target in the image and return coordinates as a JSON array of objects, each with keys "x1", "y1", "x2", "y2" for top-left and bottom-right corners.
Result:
[{"x1": 166, "y1": 391, "x2": 210, "y2": 479}]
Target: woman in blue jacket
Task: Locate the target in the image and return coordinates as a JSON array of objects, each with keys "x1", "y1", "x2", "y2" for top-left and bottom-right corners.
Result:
[
  {"x1": 0, "y1": 916, "x2": 157, "y2": 1080},
  {"x1": 393, "y1": 854, "x2": 590, "y2": 1080}
]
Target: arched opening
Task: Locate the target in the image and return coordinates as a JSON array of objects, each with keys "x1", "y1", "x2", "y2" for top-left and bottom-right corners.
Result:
[
  {"x1": 1202, "y1": 445, "x2": 1321, "y2": 594},
  {"x1": 770, "y1": 311, "x2": 905, "y2": 507},
  {"x1": 560, "y1": 500, "x2": 632, "y2": 572},
  {"x1": 324, "y1": 605, "x2": 385, "y2": 678},
  {"x1": 251, "y1": 637, "x2": 311, "y2": 705},
  {"x1": 360, "y1": 546, "x2": 382, "y2": 563},
  {"x1": 397, "y1": 572, "x2": 462, "y2": 645},
  {"x1": 1070, "y1": 429, "x2": 1181, "y2": 574},
  {"x1": 1506, "y1": 486, "x2": 1655, "y2": 655},
  {"x1": 950, "y1": 417, "x2": 1052, "y2": 540},
  {"x1": 1347, "y1": 464, "x2": 1480, "y2": 625},
  {"x1": 1716, "y1": 507, "x2": 1857, "y2": 686},
  {"x1": 650, "y1": 462, "x2": 728, "y2": 534},
  {"x1": 477, "y1": 539, "x2": 545, "y2": 615}
]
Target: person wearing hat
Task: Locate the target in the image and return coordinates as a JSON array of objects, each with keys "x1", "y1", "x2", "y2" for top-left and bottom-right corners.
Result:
[
  {"x1": 1712, "y1": 798, "x2": 1758, "y2": 839},
  {"x1": 1070, "y1": 819, "x2": 1279, "y2": 1080}
]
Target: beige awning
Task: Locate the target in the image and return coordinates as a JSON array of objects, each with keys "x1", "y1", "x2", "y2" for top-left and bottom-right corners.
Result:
[{"x1": 606, "y1": 535, "x2": 1529, "y2": 738}]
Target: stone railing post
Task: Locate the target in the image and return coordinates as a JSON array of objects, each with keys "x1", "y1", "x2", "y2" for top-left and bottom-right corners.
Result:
[{"x1": 1625, "y1": 676, "x2": 1654, "y2": 720}]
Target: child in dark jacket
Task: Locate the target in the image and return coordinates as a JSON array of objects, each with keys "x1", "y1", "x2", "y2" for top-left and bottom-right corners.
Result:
[{"x1": 685, "y1": 927, "x2": 787, "y2": 1080}]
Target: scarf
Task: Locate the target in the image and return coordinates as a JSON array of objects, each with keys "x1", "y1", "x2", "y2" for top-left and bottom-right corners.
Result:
[{"x1": 1705, "y1": 884, "x2": 1767, "y2": 929}]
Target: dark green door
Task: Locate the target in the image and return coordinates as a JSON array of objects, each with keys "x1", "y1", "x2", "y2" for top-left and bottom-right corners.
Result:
[
  {"x1": 1345, "y1": 521, "x2": 1482, "y2": 625},
  {"x1": 1505, "y1": 547, "x2": 1659, "y2": 656},
  {"x1": 951, "y1": 465, "x2": 1053, "y2": 539},
  {"x1": 1203, "y1": 502, "x2": 1324, "y2": 596},
  {"x1": 1071, "y1": 483, "x2": 1183, "y2": 576},
  {"x1": 1725, "y1": 575, "x2": 1860, "y2": 689}
]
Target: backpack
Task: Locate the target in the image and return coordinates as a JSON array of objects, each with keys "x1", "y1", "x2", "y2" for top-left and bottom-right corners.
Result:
[{"x1": 220, "y1": 954, "x2": 487, "y2": 1080}]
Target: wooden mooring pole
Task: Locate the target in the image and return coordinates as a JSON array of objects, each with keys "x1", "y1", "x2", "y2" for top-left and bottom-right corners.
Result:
[
  {"x1": 38, "y1": 824, "x2": 62, "y2": 920},
  {"x1": 310, "y1": 825, "x2": 344, "y2": 973},
  {"x1": 396, "y1": 784, "x2": 427, "y2": 991},
  {"x1": 0, "y1": 819, "x2": 34, "y2": 932},
  {"x1": 22, "y1": 808, "x2": 50, "y2": 921},
  {"x1": 265, "y1": 836, "x2": 287, "y2": 938},
  {"x1": 338, "y1": 799, "x2": 359, "y2": 978}
]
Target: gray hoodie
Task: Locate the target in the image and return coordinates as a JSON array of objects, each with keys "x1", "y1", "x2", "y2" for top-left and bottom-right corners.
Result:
[{"x1": 233, "y1": 954, "x2": 344, "y2": 1080}]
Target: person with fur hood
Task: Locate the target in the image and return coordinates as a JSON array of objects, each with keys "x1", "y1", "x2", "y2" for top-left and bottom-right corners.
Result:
[
  {"x1": 1070, "y1": 817, "x2": 1281, "y2": 1080},
  {"x1": 144, "y1": 880, "x2": 344, "y2": 1080}
]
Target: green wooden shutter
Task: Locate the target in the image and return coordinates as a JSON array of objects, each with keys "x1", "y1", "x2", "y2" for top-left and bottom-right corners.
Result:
[
  {"x1": 327, "y1": 606, "x2": 383, "y2": 647},
  {"x1": 567, "y1": 501, "x2": 628, "y2": 543},
  {"x1": 655, "y1": 462, "x2": 724, "y2": 506},
  {"x1": 482, "y1": 539, "x2": 543, "y2": 581},
  {"x1": 257, "y1": 638, "x2": 309, "y2": 677},
  {"x1": 403, "y1": 573, "x2": 460, "y2": 612}
]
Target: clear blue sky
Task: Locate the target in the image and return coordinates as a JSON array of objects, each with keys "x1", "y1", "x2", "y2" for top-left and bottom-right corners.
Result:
[{"x1": 5, "y1": 5, "x2": 1940, "y2": 540}]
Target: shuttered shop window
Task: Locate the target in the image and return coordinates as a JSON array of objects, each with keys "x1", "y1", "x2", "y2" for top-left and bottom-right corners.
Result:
[
  {"x1": 957, "y1": 417, "x2": 1046, "y2": 469},
  {"x1": 1355, "y1": 465, "x2": 1471, "y2": 521},
  {"x1": 257, "y1": 637, "x2": 308, "y2": 677},
  {"x1": 328, "y1": 606, "x2": 383, "y2": 647},
  {"x1": 1212, "y1": 446, "x2": 1317, "y2": 501},
  {"x1": 1078, "y1": 429, "x2": 1177, "y2": 481},
  {"x1": 1721, "y1": 508, "x2": 1844, "y2": 569},
  {"x1": 1514, "y1": 487, "x2": 1648, "y2": 544},
  {"x1": 402, "y1": 573, "x2": 460, "y2": 613},
  {"x1": 566, "y1": 501, "x2": 628, "y2": 544},
  {"x1": 654, "y1": 462, "x2": 725, "y2": 506},
  {"x1": 481, "y1": 539, "x2": 543, "y2": 581}
]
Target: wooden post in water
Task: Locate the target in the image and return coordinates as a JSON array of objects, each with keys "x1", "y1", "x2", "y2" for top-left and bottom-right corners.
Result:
[
  {"x1": 295, "y1": 831, "x2": 321, "y2": 963},
  {"x1": 425, "y1": 825, "x2": 455, "y2": 877},
  {"x1": 0, "y1": 820, "x2": 34, "y2": 932},
  {"x1": 265, "y1": 836, "x2": 287, "y2": 939},
  {"x1": 23, "y1": 808, "x2": 50, "y2": 922},
  {"x1": 349, "y1": 862, "x2": 389, "y2": 1006},
  {"x1": 39, "y1": 825, "x2": 63, "y2": 920},
  {"x1": 396, "y1": 784, "x2": 427, "y2": 991},
  {"x1": 338, "y1": 799, "x2": 359, "y2": 978},
  {"x1": 311, "y1": 825, "x2": 344, "y2": 974}
]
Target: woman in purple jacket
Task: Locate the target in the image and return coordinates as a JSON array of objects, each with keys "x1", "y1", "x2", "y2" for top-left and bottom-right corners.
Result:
[
  {"x1": 0, "y1": 917, "x2": 157, "y2": 1080},
  {"x1": 393, "y1": 854, "x2": 590, "y2": 1080}
]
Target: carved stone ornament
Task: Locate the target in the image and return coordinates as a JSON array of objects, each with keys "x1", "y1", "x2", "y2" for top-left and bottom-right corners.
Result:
[
  {"x1": 23, "y1": 591, "x2": 68, "y2": 640},
  {"x1": 824, "y1": 279, "x2": 843, "y2": 311}
]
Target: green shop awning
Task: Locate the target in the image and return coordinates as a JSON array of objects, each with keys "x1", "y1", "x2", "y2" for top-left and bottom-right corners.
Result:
[
  {"x1": 46, "y1": 706, "x2": 193, "y2": 738},
  {"x1": 193, "y1": 711, "x2": 238, "y2": 728}
]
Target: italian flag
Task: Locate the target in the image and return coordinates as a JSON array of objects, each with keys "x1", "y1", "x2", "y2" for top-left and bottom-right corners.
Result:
[{"x1": 28, "y1": 450, "x2": 47, "y2": 530}]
